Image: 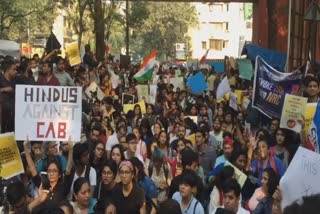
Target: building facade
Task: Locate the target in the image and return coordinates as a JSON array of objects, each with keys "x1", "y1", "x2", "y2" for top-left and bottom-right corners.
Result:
[{"x1": 188, "y1": 2, "x2": 252, "y2": 60}]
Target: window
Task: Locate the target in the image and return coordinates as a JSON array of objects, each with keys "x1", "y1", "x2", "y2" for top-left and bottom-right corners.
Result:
[
  {"x1": 209, "y1": 39, "x2": 223, "y2": 51},
  {"x1": 226, "y1": 3, "x2": 229, "y2": 12},
  {"x1": 246, "y1": 21, "x2": 252, "y2": 29},
  {"x1": 202, "y1": 41, "x2": 207, "y2": 49},
  {"x1": 210, "y1": 4, "x2": 223, "y2": 13},
  {"x1": 209, "y1": 3, "x2": 214, "y2": 12},
  {"x1": 209, "y1": 22, "x2": 223, "y2": 31},
  {"x1": 223, "y1": 41, "x2": 229, "y2": 48}
]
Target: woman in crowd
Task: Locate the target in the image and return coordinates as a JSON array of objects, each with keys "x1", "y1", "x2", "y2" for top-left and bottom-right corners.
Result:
[
  {"x1": 158, "y1": 130, "x2": 172, "y2": 158},
  {"x1": 89, "y1": 141, "x2": 106, "y2": 179},
  {"x1": 132, "y1": 104, "x2": 142, "y2": 128},
  {"x1": 270, "y1": 128, "x2": 290, "y2": 169},
  {"x1": 133, "y1": 127, "x2": 147, "y2": 159},
  {"x1": 23, "y1": 137, "x2": 74, "y2": 205},
  {"x1": 146, "y1": 148, "x2": 173, "y2": 203},
  {"x1": 152, "y1": 122, "x2": 163, "y2": 139},
  {"x1": 144, "y1": 103, "x2": 157, "y2": 125},
  {"x1": 130, "y1": 157, "x2": 158, "y2": 214},
  {"x1": 140, "y1": 118, "x2": 154, "y2": 145},
  {"x1": 252, "y1": 168, "x2": 280, "y2": 214},
  {"x1": 94, "y1": 160, "x2": 119, "y2": 200},
  {"x1": 249, "y1": 138, "x2": 286, "y2": 186},
  {"x1": 113, "y1": 160, "x2": 147, "y2": 214},
  {"x1": 71, "y1": 177, "x2": 97, "y2": 214},
  {"x1": 170, "y1": 139, "x2": 186, "y2": 177},
  {"x1": 110, "y1": 144, "x2": 125, "y2": 182}
]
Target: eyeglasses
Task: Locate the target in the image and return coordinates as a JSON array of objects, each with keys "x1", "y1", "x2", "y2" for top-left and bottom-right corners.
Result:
[
  {"x1": 96, "y1": 147, "x2": 104, "y2": 151},
  {"x1": 119, "y1": 170, "x2": 132, "y2": 176}
]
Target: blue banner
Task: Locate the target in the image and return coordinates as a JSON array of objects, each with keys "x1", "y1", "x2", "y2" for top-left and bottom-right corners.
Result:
[{"x1": 252, "y1": 56, "x2": 303, "y2": 118}]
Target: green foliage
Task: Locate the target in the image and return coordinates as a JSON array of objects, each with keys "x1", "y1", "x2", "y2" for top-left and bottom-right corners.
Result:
[
  {"x1": 0, "y1": 0, "x2": 55, "y2": 40},
  {"x1": 125, "y1": 2, "x2": 197, "y2": 60}
]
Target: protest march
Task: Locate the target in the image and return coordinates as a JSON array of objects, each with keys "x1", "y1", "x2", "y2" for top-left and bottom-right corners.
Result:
[{"x1": 1, "y1": 1, "x2": 320, "y2": 214}]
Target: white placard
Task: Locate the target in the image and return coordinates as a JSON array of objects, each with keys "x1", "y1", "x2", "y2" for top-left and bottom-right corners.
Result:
[
  {"x1": 216, "y1": 76, "x2": 231, "y2": 99},
  {"x1": 280, "y1": 147, "x2": 320, "y2": 210},
  {"x1": 169, "y1": 77, "x2": 185, "y2": 92},
  {"x1": 15, "y1": 85, "x2": 82, "y2": 142}
]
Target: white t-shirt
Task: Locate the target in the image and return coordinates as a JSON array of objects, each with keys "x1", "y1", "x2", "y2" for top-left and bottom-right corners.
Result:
[
  {"x1": 105, "y1": 132, "x2": 119, "y2": 151},
  {"x1": 67, "y1": 166, "x2": 97, "y2": 200},
  {"x1": 124, "y1": 151, "x2": 144, "y2": 165},
  {"x1": 210, "y1": 130, "x2": 224, "y2": 151}
]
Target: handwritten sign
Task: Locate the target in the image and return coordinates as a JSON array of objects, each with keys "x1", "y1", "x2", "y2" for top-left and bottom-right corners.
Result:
[
  {"x1": 280, "y1": 147, "x2": 320, "y2": 210},
  {"x1": 0, "y1": 133, "x2": 25, "y2": 179},
  {"x1": 15, "y1": 85, "x2": 82, "y2": 141},
  {"x1": 280, "y1": 94, "x2": 307, "y2": 132},
  {"x1": 122, "y1": 93, "x2": 135, "y2": 105}
]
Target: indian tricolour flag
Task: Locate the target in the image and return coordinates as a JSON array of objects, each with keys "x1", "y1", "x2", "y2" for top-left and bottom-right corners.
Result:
[{"x1": 134, "y1": 49, "x2": 158, "y2": 82}]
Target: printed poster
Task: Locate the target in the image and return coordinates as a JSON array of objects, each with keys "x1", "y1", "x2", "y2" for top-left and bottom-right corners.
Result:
[
  {"x1": 15, "y1": 85, "x2": 82, "y2": 141},
  {"x1": 280, "y1": 94, "x2": 307, "y2": 133},
  {"x1": 0, "y1": 132, "x2": 25, "y2": 179},
  {"x1": 252, "y1": 56, "x2": 302, "y2": 118},
  {"x1": 123, "y1": 100, "x2": 146, "y2": 114},
  {"x1": 85, "y1": 82, "x2": 105, "y2": 101},
  {"x1": 225, "y1": 161, "x2": 247, "y2": 187},
  {"x1": 304, "y1": 103, "x2": 317, "y2": 136}
]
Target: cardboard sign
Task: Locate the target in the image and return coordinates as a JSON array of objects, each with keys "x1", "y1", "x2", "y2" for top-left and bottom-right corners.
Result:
[
  {"x1": 85, "y1": 82, "x2": 105, "y2": 101},
  {"x1": 169, "y1": 77, "x2": 185, "y2": 92},
  {"x1": 149, "y1": 85, "x2": 157, "y2": 105},
  {"x1": 15, "y1": 85, "x2": 82, "y2": 141},
  {"x1": 136, "y1": 85, "x2": 149, "y2": 102},
  {"x1": 280, "y1": 147, "x2": 320, "y2": 210},
  {"x1": 0, "y1": 133, "x2": 25, "y2": 179},
  {"x1": 66, "y1": 42, "x2": 81, "y2": 66},
  {"x1": 280, "y1": 94, "x2": 307, "y2": 132},
  {"x1": 216, "y1": 76, "x2": 231, "y2": 99}
]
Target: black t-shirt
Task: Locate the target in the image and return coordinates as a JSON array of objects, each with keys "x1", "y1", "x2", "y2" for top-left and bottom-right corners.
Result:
[
  {"x1": 113, "y1": 183, "x2": 145, "y2": 214},
  {"x1": 94, "y1": 181, "x2": 120, "y2": 201},
  {"x1": 0, "y1": 73, "x2": 15, "y2": 107}
]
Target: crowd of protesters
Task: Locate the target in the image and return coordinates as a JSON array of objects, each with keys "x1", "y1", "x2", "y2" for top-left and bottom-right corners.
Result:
[{"x1": 0, "y1": 44, "x2": 320, "y2": 214}]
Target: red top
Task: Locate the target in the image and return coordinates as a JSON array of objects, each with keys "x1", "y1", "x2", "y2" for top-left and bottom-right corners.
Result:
[{"x1": 37, "y1": 75, "x2": 60, "y2": 86}]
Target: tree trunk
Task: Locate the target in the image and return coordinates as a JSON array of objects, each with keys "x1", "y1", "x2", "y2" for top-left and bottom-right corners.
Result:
[
  {"x1": 77, "y1": 0, "x2": 84, "y2": 49},
  {"x1": 94, "y1": 0, "x2": 105, "y2": 61}
]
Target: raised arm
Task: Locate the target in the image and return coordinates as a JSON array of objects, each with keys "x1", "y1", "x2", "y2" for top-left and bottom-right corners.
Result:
[
  {"x1": 65, "y1": 137, "x2": 74, "y2": 175},
  {"x1": 23, "y1": 136, "x2": 38, "y2": 177}
]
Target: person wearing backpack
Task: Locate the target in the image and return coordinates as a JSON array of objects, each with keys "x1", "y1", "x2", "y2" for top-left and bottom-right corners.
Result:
[
  {"x1": 249, "y1": 138, "x2": 285, "y2": 186},
  {"x1": 146, "y1": 148, "x2": 173, "y2": 203},
  {"x1": 67, "y1": 143, "x2": 97, "y2": 201}
]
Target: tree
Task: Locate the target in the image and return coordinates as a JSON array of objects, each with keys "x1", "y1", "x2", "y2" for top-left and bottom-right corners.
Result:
[
  {"x1": 0, "y1": 0, "x2": 54, "y2": 40},
  {"x1": 87, "y1": 0, "x2": 120, "y2": 60},
  {"x1": 66, "y1": 0, "x2": 90, "y2": 49},
  {"x1": 128, "y1": 2, "x2": 197, "y2": 60}
]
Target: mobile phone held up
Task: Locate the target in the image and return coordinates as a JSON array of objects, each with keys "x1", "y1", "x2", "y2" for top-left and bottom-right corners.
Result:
[{"x1": 40, "y1": 172, "x2": 50, "y2": 193}]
